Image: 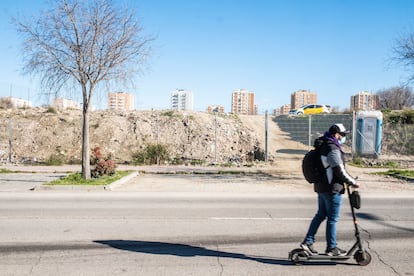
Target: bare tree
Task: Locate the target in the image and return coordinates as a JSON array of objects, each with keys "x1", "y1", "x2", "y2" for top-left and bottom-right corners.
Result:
[
  {"x1": 14, "y1": 0, "x2": 153, "y2": 179},
  {"x1": 393, "y1": 31, "x2": 414, "y2": 84},
  {"x1": 376, "y1": 86, "x2": 414, "y2": 110}
]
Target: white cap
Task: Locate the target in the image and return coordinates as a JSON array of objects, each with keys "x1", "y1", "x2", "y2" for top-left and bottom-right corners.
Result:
[{"x1": 329, "y1": 123, "x2": 350, "y2": 135}]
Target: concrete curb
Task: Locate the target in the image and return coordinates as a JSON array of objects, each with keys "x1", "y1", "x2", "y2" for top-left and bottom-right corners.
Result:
[
  {"x1": 34, "y1": 184, "x2": 105, "y2": 191},
  {"x1": 104, "y1": 171, "x2": 139, "y2": 191}
]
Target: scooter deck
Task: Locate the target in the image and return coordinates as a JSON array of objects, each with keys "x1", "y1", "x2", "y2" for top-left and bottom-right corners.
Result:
[{"x1": 306, "y1": 253, "x2": 351, "y2": 260}]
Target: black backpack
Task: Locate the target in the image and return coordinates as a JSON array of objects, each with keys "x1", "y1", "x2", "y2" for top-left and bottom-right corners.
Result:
[{"x1": 302, "y1": 137, "x2": 325, "y2": 184}]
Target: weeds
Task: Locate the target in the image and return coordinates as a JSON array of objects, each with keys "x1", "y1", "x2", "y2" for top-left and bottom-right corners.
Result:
[
  {"x1": 47, "y1": 170, "x2": 130, "y2": 185},
  {"x1": 351, "y1": 157, "x2": 399, "y2": 168},
  {"x1": 376, "y1": 169, "x2": 414, "y2": 178}
]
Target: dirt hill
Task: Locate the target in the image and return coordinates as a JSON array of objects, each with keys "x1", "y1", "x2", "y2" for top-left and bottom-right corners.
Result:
[{"x1": 0, "y1": 108, "x2": 307, "y2": 168}]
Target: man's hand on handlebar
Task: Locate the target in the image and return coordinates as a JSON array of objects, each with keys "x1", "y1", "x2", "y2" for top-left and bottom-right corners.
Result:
[{"x1": 351, "y1": 182, "x2": 360, "y2": 188}]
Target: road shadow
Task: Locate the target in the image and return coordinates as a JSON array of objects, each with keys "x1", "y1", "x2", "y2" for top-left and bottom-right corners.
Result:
[
  {"x1": 94, "y1": 240, "x2": 351, "y2": 266},
  {"x1": 356, "y1": 212, "x2": 414, "y2": 233},
  {"x1": 276, "y1": 149, "x2": 308, "y2": 155}
]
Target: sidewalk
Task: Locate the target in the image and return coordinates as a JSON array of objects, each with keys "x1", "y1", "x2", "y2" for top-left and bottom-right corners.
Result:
[
  {"x1": 1, "y1": 164, "x2": 413, "y2": 196},
  {"x1": 0, "y1": 164, "x2": 275, "y2": 174}
]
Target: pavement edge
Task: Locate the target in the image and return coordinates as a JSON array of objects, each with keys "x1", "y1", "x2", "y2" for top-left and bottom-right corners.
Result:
[{"x1": 104, "y1": 171, "x2": 139, "y2": 191}]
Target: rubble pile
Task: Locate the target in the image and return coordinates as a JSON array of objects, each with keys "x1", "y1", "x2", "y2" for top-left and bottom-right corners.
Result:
[{"x1": 0, "y1": 108, "x2": 264, "y2": 165}]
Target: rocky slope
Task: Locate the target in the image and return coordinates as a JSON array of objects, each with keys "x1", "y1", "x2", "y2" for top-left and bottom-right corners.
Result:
[{"x1": 1, "y1": 108, "x2": 298, "y2": 165}]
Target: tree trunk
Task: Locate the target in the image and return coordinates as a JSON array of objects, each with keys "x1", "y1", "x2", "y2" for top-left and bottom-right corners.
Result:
[{"x1": 81, "y1": 107, "x2": 91, "y2": 179}]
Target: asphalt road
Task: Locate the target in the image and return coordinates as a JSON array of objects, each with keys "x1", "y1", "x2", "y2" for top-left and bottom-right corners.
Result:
[{"x1": 0, "y1": 172, "x2": 413, "y2": 276}]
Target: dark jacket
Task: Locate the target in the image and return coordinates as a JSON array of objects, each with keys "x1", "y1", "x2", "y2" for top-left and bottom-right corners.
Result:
[{"x1": 314, "y1": 135, "x2": 356, "y2": 194}]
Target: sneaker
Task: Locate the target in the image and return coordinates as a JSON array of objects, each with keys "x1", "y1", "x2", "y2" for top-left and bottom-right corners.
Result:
[
  {"x1": 326, "y1": 247, "x2": 347, "y2": 256},
  {"x1": 301, "y1": 242, "x2": 318, "y2": 255}
]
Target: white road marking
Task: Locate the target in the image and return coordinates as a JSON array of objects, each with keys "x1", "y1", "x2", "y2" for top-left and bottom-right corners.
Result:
[{"x1": 210, "y1": 217, "x2": 311, "y2": 221}]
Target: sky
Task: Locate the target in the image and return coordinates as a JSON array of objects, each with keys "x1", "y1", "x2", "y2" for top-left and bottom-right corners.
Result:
[{"x1": 1, "y1": 0, "x2": 414, "y2": 113}]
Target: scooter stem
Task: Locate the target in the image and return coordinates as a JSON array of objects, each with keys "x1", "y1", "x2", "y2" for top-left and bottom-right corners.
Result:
[{"x1": 346, "y1": 184, "x2": 364, "y2": 251}]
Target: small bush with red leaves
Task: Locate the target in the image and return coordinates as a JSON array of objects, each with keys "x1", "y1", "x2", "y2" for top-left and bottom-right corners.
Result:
[{"x1": 90, "y1": 147, "x2": 116, "y2": 178}]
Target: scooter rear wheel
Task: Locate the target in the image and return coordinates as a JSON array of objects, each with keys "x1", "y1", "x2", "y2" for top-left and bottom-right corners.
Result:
[
  {"x1": 354, "y1": 250, "x2": 371, "y2": 266},
  {"x1": 289, "y1": 248, "x2": 308, "y2": 265}
]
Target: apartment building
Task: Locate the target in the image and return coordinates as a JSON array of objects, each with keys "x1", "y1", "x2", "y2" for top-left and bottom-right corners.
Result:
[
  {"x1": 52, "y1": 98, "x2": 81, "y2": 110},
  {"x1": 291, "y1": 89, "x2": 317, "y2": 109},
  {"x1": 171, "y1": 89, "x2": 193, "y2": 111},
  {"x1": 350, "y1": 91, "x2": 379, "y2": 111},
  {"x1": 274, "y1": 104, "x2": 291, "y2": 116},
  {"x1": 0, "y1": 97, "x2": 32, "y2": 109},
  {"x1": 231, "y1": 89, "x2": 257, "y2": 115},
  {"x1": 108, "y1": 92, "x2": 134, "y2": 111}
]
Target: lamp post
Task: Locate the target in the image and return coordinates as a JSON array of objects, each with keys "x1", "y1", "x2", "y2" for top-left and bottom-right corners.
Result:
[
  {"x1": 8, "y1": 118, "x2": 12, "y2": 163},
  {"x1": 214, "y1": 110, "x2": 217, "y2": 163},
  {"x1": 265, "y1": 110, "x2": 268, "y2": 162}
]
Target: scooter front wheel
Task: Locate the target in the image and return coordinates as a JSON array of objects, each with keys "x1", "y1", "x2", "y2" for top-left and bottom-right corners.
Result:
[
  {"x1": 354, "y1": 250, "x2": 371, "y2": 266},
  {"x1": 289, "y1": 248, "x2": 309, "y2": 265}
]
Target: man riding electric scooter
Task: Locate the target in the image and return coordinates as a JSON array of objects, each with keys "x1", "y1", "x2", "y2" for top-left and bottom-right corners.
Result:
[{"x1": 289, "y1": 123, "x2": 371, "y2": 265}]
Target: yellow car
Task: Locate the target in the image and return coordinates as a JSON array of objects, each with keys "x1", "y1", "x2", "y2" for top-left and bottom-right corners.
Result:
[{"x1": 294, "y1": 104, "x2": 331, "y2": 115}]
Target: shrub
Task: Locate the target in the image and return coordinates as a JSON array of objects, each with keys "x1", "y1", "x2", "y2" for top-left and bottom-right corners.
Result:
[
  {"x1": 162, "y1": 110, "x2": 176, "y2": 117},
  {"x1": 46, "y1": 107, "x2": 57, "y2": 113},
  {"x1": 132, "y1": 144, "x2": 169, "y2": 165},
  {"x1": 91, "y1": 147, "x2": 116, "y2": 178},
  {"x1": 400, "y1": 109, "x2": 414, "y2": 124},
  {"x1": 382, "y1": 110, "x2": 414, "y2": 155},
  {"x1": 384, "y1": 110, "x2": 414, "y2": 125},
  {"x1": 246, "y1": 145, "x2": 265, "y2": 162},
  {"x1": 45, "y1": 153, "x2": 64, "y2": 165},
  {"x1": 0, "y1": 98, "x2": 13, "y2": 109}
]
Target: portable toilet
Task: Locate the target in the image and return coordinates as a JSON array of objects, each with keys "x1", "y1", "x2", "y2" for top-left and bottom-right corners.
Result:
[{"x1": 355, "y1": 111, "x2": 383, "y2": 157}]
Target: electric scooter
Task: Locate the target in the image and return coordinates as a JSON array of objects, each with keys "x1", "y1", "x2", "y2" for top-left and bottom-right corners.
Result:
[{"x1": 288, "y1": 183, "x2": 372, "y2": 266}]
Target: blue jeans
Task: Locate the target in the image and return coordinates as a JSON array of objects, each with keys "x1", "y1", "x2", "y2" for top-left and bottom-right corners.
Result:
[{"x1": 304, "y1": 192, "x2": 342, "y2": 249}]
